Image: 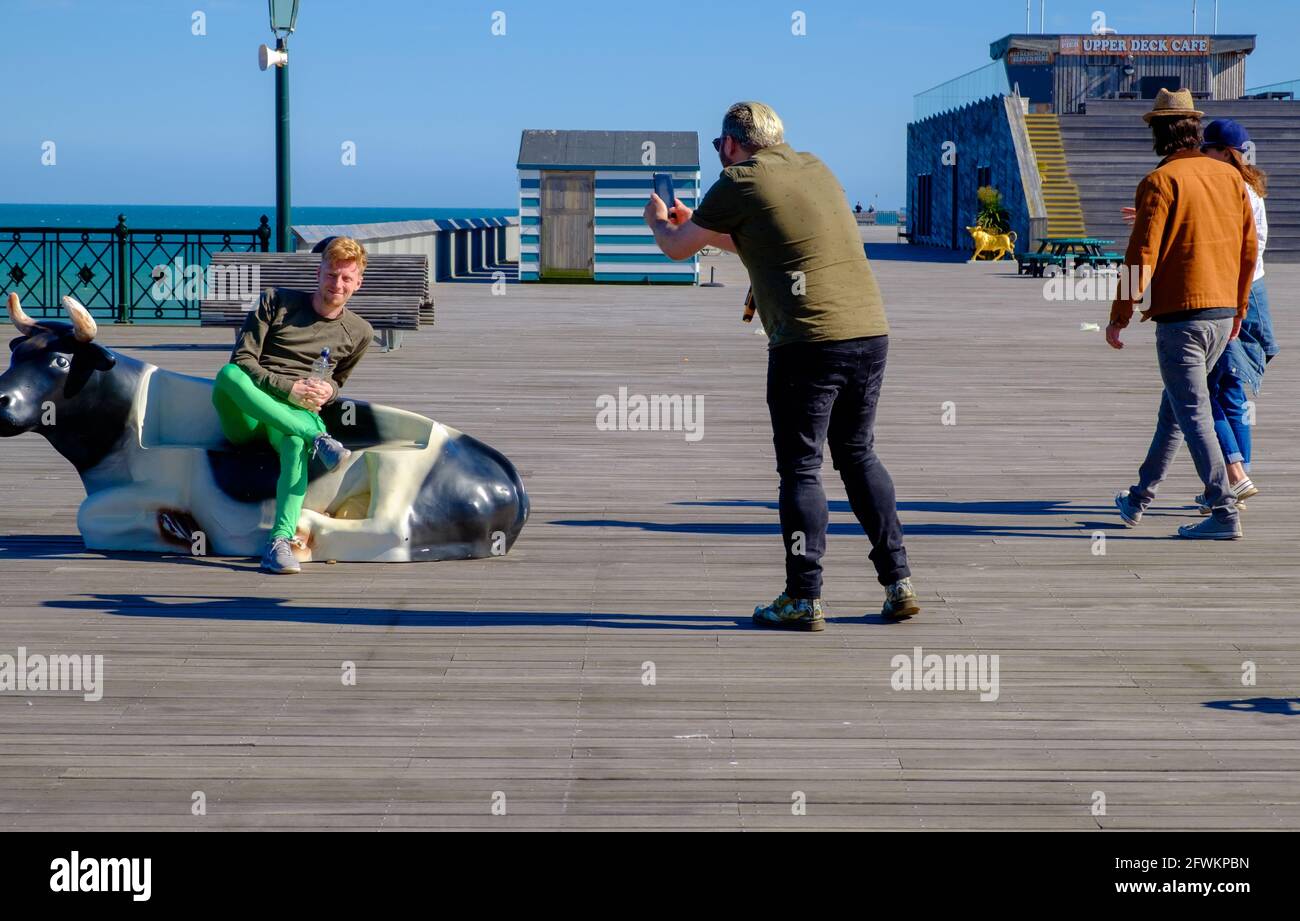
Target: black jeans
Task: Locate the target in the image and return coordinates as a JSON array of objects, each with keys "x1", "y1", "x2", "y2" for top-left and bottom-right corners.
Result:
[{"x1": 766, "y1": 335, "x2": 910, "y2": 597}]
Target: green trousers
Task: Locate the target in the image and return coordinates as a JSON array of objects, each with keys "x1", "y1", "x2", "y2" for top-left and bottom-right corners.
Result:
[{"x1": 212, "y1": 363, "x2": 327, "y2": 541}]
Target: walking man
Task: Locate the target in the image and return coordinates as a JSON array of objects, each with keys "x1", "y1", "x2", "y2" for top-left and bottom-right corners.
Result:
[
  {"x1": 643, "y1": 101, "x2": 918, "y2": 629},
  {"x1": 1109, "y1": 89, "x2": 1258, "y2": 539}
]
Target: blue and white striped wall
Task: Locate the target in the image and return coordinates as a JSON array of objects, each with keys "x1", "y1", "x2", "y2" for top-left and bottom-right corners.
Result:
[{"x1": 518, "y1": 169, "x2": 702, "y2": 283}]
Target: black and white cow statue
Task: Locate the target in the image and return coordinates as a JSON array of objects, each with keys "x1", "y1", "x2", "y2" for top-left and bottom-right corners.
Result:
[{"x1": 0, "y1": 293, "x2": 528, "y2": 563}]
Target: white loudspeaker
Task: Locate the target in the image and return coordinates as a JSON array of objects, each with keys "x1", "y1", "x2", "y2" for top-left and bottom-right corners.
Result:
[{"x1": 259, "y1": 44, "x2": 288, "y2": 71}]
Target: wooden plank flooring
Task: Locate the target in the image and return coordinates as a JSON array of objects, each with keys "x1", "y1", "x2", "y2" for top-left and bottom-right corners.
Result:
[{"x1": 1, "y1": 226, "x2": 1297, "y2": 830}]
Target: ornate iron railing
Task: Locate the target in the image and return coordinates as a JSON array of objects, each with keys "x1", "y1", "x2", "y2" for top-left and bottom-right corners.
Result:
[{"x1": 0, "y1": 214, "x2": 271, "y2": 324}]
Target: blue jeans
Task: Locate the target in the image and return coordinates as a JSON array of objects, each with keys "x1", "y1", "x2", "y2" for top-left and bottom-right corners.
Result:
[
  {"x1": 766, "y1": 335, "x2": 910, "y2": 597},
  {"x1": 1209, "y1": 364, "x2": 1251, "y2": 469},
  {"x1": 1129, "y1": 318, "x2": 1238, "y2": 522},
  {"x1": 1216, "y1": 279, "x2": 1277, "y2": 397},
  {"x1": 1209, "y1": 279, "x2": 1274, "y2": 471}
]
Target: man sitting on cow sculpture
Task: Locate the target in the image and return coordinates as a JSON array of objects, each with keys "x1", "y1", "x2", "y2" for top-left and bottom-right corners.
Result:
[
  {"x1": 214, "y1": 235, "x2": 373, "y2": 574},
  {"x1": 0, "y1": 243, "x2": 528, "y2": 569}
]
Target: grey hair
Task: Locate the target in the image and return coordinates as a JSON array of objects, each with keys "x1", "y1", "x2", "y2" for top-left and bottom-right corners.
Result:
[{"x1": 721, "y1": 101, "x2": 785, "y2": 151}]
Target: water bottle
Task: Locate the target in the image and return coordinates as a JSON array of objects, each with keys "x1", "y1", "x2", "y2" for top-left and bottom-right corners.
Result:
[{"x1": 308, "y1": 347, "x2": 331, "y2": 382}]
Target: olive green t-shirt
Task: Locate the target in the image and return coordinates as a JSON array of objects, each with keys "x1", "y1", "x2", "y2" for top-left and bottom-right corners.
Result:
[
  {"x1": 691, "y1": 143, "x2": 889, "y2": 348},
  {"x1": 230, "y1": 287, "x2": 374, "y2": 403}
]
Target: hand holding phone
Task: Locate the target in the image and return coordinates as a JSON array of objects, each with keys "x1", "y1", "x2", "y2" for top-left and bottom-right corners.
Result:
[{"x1": 653, "y1": 173, "x2": 677, "y2": 223}]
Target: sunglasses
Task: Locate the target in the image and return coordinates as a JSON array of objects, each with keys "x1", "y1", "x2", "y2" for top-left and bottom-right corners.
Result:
[{"x1": 712, "y1": 137, "x2": 724, "y2": 152}]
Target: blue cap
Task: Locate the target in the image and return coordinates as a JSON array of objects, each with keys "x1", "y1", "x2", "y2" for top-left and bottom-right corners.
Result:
[{"x1": 1202, "y1": 119, "x2": 1251, "y2": 152}]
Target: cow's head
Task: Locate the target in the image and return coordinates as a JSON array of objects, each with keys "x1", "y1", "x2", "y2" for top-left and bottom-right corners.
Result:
[{"x1": 0, "y1": 293, "x2": 116, "y2": 437}]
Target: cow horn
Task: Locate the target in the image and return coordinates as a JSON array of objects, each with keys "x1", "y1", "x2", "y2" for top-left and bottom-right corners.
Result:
[
  {"x1": 7, "y1": 292, "x2": 40, "y2": 335},
  {"x1": 62, "y1": 296, "x2": 98, "y2": 343}
]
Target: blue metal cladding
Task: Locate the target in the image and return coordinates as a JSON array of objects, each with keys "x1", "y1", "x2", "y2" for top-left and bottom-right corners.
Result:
[{"x1": 435, "y1": 231, "x2": 452, "y2": 282}]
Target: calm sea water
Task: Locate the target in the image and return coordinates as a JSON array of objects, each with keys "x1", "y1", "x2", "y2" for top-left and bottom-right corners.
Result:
[{"x1": 0, "y1": 203, "x2": 515, "y2": 230}]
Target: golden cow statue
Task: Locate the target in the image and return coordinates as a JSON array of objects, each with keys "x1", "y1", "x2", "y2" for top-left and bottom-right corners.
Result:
[{"x1": 967, "y1": 226, "x2": 1018, "y2": 262}]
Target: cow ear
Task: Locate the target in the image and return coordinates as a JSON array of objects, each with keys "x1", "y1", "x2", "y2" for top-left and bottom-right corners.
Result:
[
  {"x1": 63, "y1": 342, "x2": 116, "y2": 399},
  {"x1": 84, "y1": 342, "x2": 116, "y2": 371}
]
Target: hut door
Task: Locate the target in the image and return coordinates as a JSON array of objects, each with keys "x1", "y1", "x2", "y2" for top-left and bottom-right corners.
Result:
[{"x1": 540, "y1": 171, "x2": 594, "y2": 279}]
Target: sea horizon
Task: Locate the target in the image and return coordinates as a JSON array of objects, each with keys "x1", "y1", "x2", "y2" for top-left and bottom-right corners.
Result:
[{"x1": 0, "y1": 203, "x2": 517, "y2": 231}]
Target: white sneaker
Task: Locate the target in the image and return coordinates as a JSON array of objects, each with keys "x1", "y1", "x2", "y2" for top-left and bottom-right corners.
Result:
[{"x1": 1195, "y1": 479, "x2": 1256, "y2": 515}]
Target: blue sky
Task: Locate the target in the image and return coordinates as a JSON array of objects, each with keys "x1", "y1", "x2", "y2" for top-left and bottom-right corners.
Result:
[{"x1": 3, "y1": 0, "x2": 1297, "y2": 210}]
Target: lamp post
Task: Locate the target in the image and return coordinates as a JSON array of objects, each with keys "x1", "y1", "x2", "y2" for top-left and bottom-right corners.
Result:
[{"x1": 260, "y1": 0, "x2": 300, "y2": 252}]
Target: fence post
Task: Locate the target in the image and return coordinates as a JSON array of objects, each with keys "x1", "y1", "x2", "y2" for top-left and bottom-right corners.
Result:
[
  {"x1": 114, "y1": 213, "x2": 130, "y2": 324},
  {"x1": 257, "y1": 214, "x2": 272, "y2": 253}
]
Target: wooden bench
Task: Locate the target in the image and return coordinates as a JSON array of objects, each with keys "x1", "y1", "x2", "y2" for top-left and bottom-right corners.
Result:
[{"x1": 199, "y1": 252, "x2": 433, "y2": 351}]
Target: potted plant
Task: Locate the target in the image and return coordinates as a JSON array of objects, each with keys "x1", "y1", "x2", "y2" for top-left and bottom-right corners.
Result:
[{"x1": 976, "y1": 186, "x2": 1011, "y2": 234}]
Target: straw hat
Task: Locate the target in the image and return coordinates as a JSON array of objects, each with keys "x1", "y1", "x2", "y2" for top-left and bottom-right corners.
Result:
[{"x1": 1143, "y1": 88, "x2": 1204, "y2": 123}]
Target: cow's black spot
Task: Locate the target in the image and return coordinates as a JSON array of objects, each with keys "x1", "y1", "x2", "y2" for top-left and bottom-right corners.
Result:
[
  {"x1": 408, "y1": 432, "x2": 528, "y2": 559},
  {"x1": 319, "y1": 399, "x2": 382, "y2": 446},
  {"x1": 203, "y1": 400, "x2": 384, "y2": 504},
  {"x1": 206, "y1": 441, "x2": 330, "y2": 504}
]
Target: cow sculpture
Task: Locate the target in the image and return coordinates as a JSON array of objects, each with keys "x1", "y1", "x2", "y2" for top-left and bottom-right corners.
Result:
[
  {"x1": 0, "y1": 293, "x2": 528, "y2": 563},
  {"x1": 966, "y1": 226, "x2": 1018, "y2": 263}
]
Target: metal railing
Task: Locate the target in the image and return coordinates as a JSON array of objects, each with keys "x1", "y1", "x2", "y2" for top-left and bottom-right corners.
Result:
[
  {"x1": 914, "y1": 61, "x2": 1011, "y2": 122},
  {"x1": 0, "y1": 214, "x2": 271, "y2": 324},
  {"x1": 855, "y1": 210, "x2": 904, "y2": 226},
  {"x1": 1245, "y1": 79, "x2": 1299, "y2": 100}
]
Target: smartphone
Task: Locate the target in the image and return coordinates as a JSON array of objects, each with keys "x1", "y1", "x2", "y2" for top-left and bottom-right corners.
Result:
[{"x1": 653, "y1": 173, "x2": 676, "y2": 220}]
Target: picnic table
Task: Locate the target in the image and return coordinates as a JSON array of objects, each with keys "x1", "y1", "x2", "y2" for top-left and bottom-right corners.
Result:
[{"x1": 1017, "y1": 237, "x2": 1123, "y2": 277}]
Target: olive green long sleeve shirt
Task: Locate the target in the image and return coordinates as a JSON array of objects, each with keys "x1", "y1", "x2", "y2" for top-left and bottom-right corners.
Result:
[{"x1": 230, "y1": 288, "x2": 374, "y2": 403}]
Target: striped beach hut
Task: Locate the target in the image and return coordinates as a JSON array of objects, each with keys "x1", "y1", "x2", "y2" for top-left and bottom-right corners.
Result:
[{"x1": 517, "y1": 130, "x2": 701, "y2": 283}]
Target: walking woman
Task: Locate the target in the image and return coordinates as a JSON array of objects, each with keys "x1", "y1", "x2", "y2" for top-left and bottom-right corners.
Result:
[{"x1": 1196, "y1": 119, "x2": 1280, "y2": 512}]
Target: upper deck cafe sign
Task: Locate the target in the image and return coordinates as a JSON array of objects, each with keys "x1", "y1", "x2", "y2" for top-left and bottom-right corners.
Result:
[{"x1": 1058, "y1": 35, "x2": 1211, "y2": 56}]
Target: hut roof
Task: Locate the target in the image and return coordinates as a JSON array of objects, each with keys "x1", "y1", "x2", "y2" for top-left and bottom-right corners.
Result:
[{"x1": 517, "y1": 130, "x2": 700, "y2": 170}]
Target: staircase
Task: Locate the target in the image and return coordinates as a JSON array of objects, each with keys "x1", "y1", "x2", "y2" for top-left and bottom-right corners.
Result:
[
  {"x1": 1024, "y1": 113, "x2": 1088, "y2": 238},
  {"x1": 1059, "y1": 99, "x2": 1300, "y2": 262}
]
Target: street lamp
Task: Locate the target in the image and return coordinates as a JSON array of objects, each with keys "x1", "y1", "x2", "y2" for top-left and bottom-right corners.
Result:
[
  {"x1": 269, "y1": 0, "x2": 300, "y2": 34},
  {"x1": 259, "y1": 0, "x2": 300, "y2": 252}
]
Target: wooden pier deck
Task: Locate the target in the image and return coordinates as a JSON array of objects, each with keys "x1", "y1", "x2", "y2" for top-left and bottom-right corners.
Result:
[{"x1": 2, "y1": 226, "x2": 1297, "y2": 830}]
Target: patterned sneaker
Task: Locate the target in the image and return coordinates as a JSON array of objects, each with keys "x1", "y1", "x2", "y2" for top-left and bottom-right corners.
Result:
[
  {"x1": 260, "y1": 537, "x2": 302, "y2": 574},
  {"x1": 752, "y1": 593, "x2": 825, "y2": 632},
  {"x1": 1177, "y1": 516, "x2": 1243, "y2": 540},
  {"x1": 882, "y1": 578, "x2": 921, "y2": 620},
  {"x1": 311, "y1": 433, "x2": 351, "y2": 472},
  {"x1": 1114, "y1": 492, "x2": 1143, "y2": 528}
]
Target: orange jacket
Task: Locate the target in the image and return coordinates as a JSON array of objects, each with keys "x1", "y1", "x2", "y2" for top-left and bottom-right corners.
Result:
[{"x1": 1109, "y1": 149, "x2": 1257, "y2": 328}]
